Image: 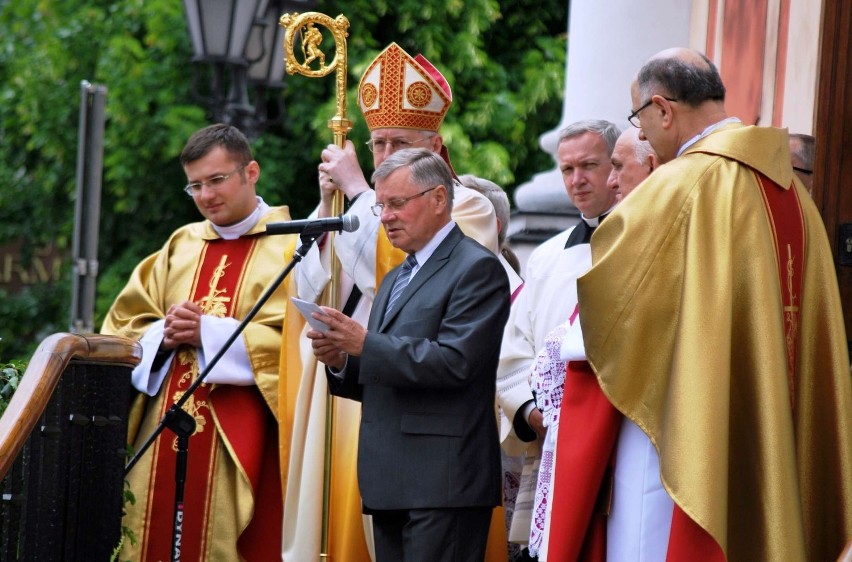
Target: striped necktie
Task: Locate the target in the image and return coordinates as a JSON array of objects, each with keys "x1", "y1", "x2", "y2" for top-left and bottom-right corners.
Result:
[{"x1": 385, "y1": 254, "x2": 418, "y2": 314}]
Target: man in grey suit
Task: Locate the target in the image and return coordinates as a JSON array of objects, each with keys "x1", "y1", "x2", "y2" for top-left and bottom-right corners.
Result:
[{"x1": 308, "y1": 148, "x2": 511, "y2": 562}]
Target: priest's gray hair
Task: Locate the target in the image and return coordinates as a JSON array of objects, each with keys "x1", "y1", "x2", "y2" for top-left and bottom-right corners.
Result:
[
  {"x1": 458, "y1": 174, "x2": 509, "y2": 247},
  {"x1": 557, "y1": 120, "x2": 621, "y2": 156},
  {"x1": 633, "y1": 136, "x2": 656, "y2": 165}
]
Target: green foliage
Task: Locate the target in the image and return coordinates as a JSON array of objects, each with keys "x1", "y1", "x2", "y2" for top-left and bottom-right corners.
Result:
[
  {"x1": 0, "y1": 285, "x2": 68, "y2": 360},
  {"x1": 111, "y1": 478, "x2": 137, "y2": 562},
  {"x1": 0, "y1": 358, "x2": 25, "y2": 418},
  {"x1": 0, "y1": 0, "x2": 567, "y2": 360}
]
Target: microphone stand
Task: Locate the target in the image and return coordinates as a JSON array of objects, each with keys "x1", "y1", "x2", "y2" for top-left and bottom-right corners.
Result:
[{"x1": 124, "y1": 226, "x2": 327, "y2": 562}]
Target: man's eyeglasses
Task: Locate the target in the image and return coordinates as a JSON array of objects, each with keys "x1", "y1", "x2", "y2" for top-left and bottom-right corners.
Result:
[
  {"x1": 184, "y1": 164, "x2": 247, "y2": 196},
  {"x1": 365, "y1": 134, "x2": 433, "y2": 153},
  {"x1": 628, "y1": 97, "x2": 678, "y2": 128},
  {"x1": 370, "y1": 186, "x2": 439, "y2": 216},
  {"x1": 793, "y1": 166, "x2": 813, "y2": 176}
]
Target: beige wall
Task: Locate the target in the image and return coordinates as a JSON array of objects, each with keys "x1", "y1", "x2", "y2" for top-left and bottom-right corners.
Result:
[
  {"x1": 689, "y1": 0, "x2": 822, "y2": 133},
  {"x1": 509, "y1": 0, "x2": 824, "y2": 274}
]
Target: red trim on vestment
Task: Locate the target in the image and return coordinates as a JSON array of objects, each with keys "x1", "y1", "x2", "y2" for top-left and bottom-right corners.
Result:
[
  {"x1": 756, "y1": 172, "x2": 805, "y2": 411},
  {"x1": 510, "y1": 282, "x2": 524, "y2": 303},
  {"x1": 227, "y1": 389, "x2": 283, "y2": 561},
  {"x1": 666, "y1": 506, "x2": 727, "y2": 561},
  {"x1": 546, "y1": 360, "x2": 621, "y2": 561},
  {"x1": 569, "y1": 304, "x2": 579, "y2": 325},
  {"x1": 549, "y1": 305, "x2": 726, "y2": 560},
  {"x1": 141, "y1": 236, "x2": 280, "y2": 561},
  {"x1": 440, "y1": 145, "x2": 459, "y2": 180}
]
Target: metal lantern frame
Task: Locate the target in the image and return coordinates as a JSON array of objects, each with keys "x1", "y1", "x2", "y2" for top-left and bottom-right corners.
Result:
[{"x1": 183, "y1": 0, "x2": 315, "y2": 138}]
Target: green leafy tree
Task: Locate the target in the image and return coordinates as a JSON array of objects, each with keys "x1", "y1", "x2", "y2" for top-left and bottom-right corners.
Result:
[
  {"x1": 0, "y1": 0, "x2": 208, "y2": 359},
  {"x1": 0, "y1": 0, "x2": 566, "y2": 361},
  {"x1": 0, "y1": 358, "x2": 25, "y2": 417}
]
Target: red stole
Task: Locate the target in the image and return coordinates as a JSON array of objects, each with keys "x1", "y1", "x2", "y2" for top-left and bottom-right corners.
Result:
[
  {"x1": 755, "y1": 172, "x2": 804, "y2": 411},
  {"x1": 545, "y1": 359, "x2": 620, "y2": 561},
  {"x1": 141, "y1": 237, "x2": 282, "y2": 561}
]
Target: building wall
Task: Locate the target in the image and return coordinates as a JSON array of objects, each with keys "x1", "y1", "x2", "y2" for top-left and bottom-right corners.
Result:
[
  {"x1": 509, "y1": 0, "x2": 692, "y2": 276},
  {"x1": 691, "y1": 0, "x2": 822, "y2": 133},
  {"x1": 508, "y1": 0, "x2": 823, "y2": 276},
  {"x1": 782, "y1": 0, "x2": 822, "y2": 132}
]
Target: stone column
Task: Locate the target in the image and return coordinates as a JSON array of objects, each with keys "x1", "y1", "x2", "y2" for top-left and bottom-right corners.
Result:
[{"x1": 508, "y1": 0, "x2": 693, "y2": 271}]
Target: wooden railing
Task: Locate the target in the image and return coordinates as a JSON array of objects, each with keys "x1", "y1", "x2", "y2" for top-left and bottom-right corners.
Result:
[{"x1": 0, "y1": 332, "x2": 141, "y2": 561}]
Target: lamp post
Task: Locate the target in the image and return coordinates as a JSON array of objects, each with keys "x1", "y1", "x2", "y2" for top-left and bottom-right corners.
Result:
[{"x1": 183, "y1": 0, "x2": 315, "y2": 139}]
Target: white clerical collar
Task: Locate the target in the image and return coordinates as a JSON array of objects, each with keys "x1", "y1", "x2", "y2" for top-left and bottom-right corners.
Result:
[
  {"x1": 212, "y1": 196, "x2": 269, "y2": 240},
  {"x1": 580, "y1": 204, "x2": 618, "y2": 227},
  {"x1": 677, "y1": 117, "x2": 741, "y2": 157}
]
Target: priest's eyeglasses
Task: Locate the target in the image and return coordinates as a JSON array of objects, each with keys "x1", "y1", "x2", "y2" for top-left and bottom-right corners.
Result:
[
  {"x1": 366, "y1": 134, "x2": 433, "y2": 153},
  {"x1": 628, "y1": 97, "x2": 678, "y2": 127},
  {"x1": 184, "y1": 164, "x2": 247, "y2": 196},
  {"x1": 371, "y1": 185, "x2": 439, "y2": 216}
]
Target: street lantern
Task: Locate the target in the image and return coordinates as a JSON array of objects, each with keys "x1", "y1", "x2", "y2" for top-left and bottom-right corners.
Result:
[
  {"x1": 244, "y1": 0, "x2": 298, "y2": 127},
  {"x1": 183, "y1": 0, "x2": 315, "y2": 139},
  {"x1": 246, "y1": 0, "x2": 289, "y2": 89}
]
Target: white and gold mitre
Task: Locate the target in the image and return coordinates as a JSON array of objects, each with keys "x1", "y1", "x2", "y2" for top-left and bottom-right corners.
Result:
[{"x1": 358, "y1": 42, "x2": 453, "y2": 132}]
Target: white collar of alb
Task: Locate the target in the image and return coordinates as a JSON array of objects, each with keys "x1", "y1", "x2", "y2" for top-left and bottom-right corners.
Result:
[
  {"x1": 677, "y1": 117, "x2": 742, "y2": 157},
  {"x1": 212, "y1": 196, "x2": 269, "y2": 240}
]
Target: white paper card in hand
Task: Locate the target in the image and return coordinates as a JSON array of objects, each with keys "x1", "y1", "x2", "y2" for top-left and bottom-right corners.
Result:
[{"x1": 291, "y1": 297, "x2": 330, "y2": 333}]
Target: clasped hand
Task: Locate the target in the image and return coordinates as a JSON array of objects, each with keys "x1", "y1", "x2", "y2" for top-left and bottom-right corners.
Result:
[{"x1": 162, "y1": 301, "x2": 203, "y2": 350}]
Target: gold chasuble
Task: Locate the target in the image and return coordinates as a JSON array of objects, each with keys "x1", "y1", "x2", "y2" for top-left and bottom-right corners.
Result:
[
  {"x1": 577, "y1": 125, "x2": 852, "y2": 561},
  {"x1": 102, "y1": 208, "x2": 294, "y2": 561}
]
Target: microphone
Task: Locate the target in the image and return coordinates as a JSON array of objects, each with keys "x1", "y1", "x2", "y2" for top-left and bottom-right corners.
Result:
[{"x1": 266, "y1": 214, "x2": 360, "y2": 235}]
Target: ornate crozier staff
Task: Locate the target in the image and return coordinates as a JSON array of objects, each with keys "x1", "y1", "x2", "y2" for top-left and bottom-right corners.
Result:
[
  {"x1": 279, "y1": 12, "x2": 351, "y2": 560},
  {"x1": 280, "y1": 12, "x2": 351, "y2": 309}
]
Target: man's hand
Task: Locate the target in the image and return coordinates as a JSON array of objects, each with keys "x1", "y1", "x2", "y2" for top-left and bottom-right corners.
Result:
[
  {"x1": 317, "y1": 140, "x2": 370, "y2": 217},
  {"x1": 307, "y1": 328, "x2": 347, "y2": 371},
  {"x1": 307, "y1": 306, "x2": 367, "y2": 370},
  {"x1": 162, "y1": 301, "x2": 204, "y2": 350},
  {"x1": 318, "y1": 306, "x2": 367, "y2": 356},
  {"x1": 528, "y1": 408, "x2": 546, "y2": 440}
]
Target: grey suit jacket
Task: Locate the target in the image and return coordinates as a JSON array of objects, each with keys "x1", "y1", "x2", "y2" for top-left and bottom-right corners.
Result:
[{"x1": 327, "y1": 225, "x2": 510, "y2": 511}]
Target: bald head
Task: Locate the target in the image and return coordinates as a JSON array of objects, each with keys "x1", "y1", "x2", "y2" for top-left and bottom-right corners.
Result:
[
  {"x1": 630, "y1": 47, "x2": 728, "y2": 163},
  {"x1": 636, "y1": 48, "x2": 726, "y2": 106},
  {"x1": 607, "y1": 128, "x2": 658, "y2": 201}
]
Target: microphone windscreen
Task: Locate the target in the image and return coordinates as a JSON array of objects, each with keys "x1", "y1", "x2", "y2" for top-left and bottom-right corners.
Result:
[{"x1": 343, "y1": 214, "x2": 360, "y2": 233}]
